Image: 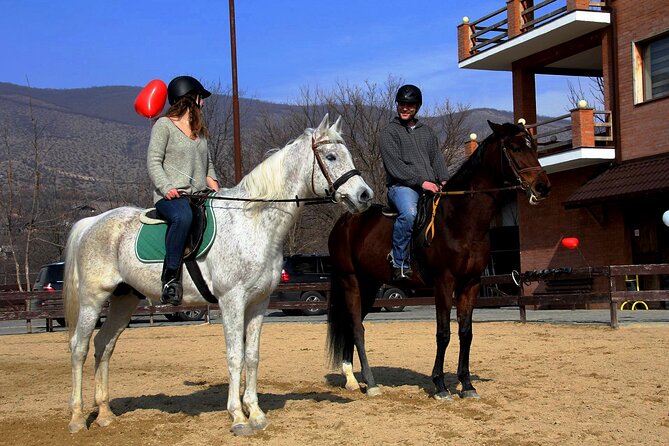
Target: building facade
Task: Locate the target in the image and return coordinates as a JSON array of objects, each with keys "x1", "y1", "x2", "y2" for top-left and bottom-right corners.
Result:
[{"x1": 458, "y1": 0, "x2": 669, "y2": 293}]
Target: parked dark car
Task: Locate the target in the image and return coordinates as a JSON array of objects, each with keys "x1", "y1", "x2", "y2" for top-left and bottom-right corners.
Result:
[
  {"x1": 375, "y1": 286, "x2": 408, "y2": 312},
  {"x1": 271, "y1": 254, "x2": 331, "y2": 316},
  {"x1": 32, "y1": 262, "x2": 206, "y2": 323},
  {"x1": 33, "y1": 262, "x2": 64, "y2": 292},
  {"x1": 272, "y1": 254, "x2": 411, "y2": 315},
  {"x1": 32, "y1": 262, "x2": 67, "y2": 326}
]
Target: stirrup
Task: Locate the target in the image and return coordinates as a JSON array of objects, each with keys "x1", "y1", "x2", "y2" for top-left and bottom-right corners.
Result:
[
  {"x1": 161, "y1": 279, "x2": 183, "y2": 306},
  {"x1": 382, "y1": 206, "x2": 398, "y2": 217},
  {"x1": 392, "y1": 265, "x2": 413, "y2": 281}
]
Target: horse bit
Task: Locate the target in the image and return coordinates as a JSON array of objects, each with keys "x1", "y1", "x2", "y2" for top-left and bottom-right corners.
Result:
[{"x1": 310, "y1": 137, "x2": 362, "y2": 202}]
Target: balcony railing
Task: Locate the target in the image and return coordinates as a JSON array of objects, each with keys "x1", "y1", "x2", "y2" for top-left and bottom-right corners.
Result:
[
  {"x1": 525, "y1": 107, "x2": 613, "y2": 153},
  {"x1": 459, "y1": 0, "x2": 609, "y2": 61}
]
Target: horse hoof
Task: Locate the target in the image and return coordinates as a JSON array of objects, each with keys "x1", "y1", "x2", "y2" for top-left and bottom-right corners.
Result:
[
  {"x1": 250, "y1": 415, "x2": 269, "y2": 432},
  {"x1": 95, "y1": 414, "x2": 115, "y2": 428},
  {"x1": 460, "y1": 390, "x2": 480, "y2": 399},
  {"x1": 231, "y1": 423, "x2": 255, "y2": 437},
  {"x1": 68, "y1": 419, "x2": 88, "y2": 433},
  {"x1": 345, "y1": 382, "x2": 360, "y2": 392},
  {"x1": 433, "y1": 391, "x2": 453, "y2": 401},
  {"x1": 366, "y1": 386, "x2": 382, "y2": 397}
]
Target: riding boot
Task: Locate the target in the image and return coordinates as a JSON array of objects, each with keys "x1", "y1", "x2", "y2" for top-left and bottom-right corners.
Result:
[{"x1": 160, "y1": 265, "x2": 183, "y2": 306}]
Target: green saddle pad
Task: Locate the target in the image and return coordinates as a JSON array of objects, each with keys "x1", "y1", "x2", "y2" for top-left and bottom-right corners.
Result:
[{"x1": 135, "y1": 200, "x2": 217, "y2": 263}]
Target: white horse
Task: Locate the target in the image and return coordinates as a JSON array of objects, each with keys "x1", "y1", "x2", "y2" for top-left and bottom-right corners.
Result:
[{"x1": 63, "y1": 114, "x2": 373, "y2": 436}]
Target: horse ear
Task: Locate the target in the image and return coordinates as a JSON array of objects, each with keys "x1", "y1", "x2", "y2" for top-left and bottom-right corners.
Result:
[
  {"x1": 487, "y1": 120, "x2": 502, "y2": 134},
  {"x1": 331, "y1": 116, "x2": 343, "y2": 135},
  {"x1": 315, "y1": 114, "x2": 330, "y2": 138}
]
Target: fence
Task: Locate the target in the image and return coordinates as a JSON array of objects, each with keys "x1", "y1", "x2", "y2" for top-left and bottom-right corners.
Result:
[
  {"x1": 1, "y1": 264, "x2": 667, "y2": 331},
  {"x1": 525, "y1": 108, "x2": 613, "y2": 153}
]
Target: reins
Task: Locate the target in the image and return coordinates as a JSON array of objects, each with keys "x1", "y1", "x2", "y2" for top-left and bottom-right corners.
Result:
[
  {"x1": 424, "y1": 185, "x2": 522, "y2": 242},
  {"x1": 436, "y1": 185, "x2": 522, "y2": 196},
  {"x1": 182, "y1": 136, "x2": 363, "y2": 207},
  {"x1": 182, "y1": 193, "x2": 333, "y2": 207},
  {"x1": 423, "y1": 128, "x2": 541, "y2": 244}
]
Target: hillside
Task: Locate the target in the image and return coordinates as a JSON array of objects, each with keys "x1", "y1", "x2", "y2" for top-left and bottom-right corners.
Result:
[
  {"x1": 0, "y1": 83, "x2": 560, "y2": 205},
  {"x1": 0, "y1": 82, "x2": 565, "y2": 281}
]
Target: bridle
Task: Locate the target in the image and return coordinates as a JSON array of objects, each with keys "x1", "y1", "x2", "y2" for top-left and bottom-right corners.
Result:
[
  {"x1": 310, "y1": 137, "x2": 362, "y2": 201},
  {"x1": 501, "y1": 130, "x2": 546, "y2": 201}
]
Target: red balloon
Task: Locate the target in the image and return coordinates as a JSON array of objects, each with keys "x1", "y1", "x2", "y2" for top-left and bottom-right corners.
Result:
[
  {"x1": 134, "y1": 79, "x2": 167, "y2": 118},
  {"x1": 561, "y1": 237, "x2": 579, "y2": 250}
]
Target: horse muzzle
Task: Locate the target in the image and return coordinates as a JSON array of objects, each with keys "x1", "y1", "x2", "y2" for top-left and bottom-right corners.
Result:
[
  {"x1": 527, "y1": 179, "x2": 551, "y2": 205},
  {"x1": 335, "y1": 183, "x2": 374, "y2": 213}
]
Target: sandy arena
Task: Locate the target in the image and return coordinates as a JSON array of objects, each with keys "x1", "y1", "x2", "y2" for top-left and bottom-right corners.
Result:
[{"x1": 0, "y1": 320, "x2": 667, "y2": 445}]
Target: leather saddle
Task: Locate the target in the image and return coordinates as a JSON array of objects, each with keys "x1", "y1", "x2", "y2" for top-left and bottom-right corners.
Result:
[{"x1": 139, "y1": 194, "x2": 209, "y2": 260}]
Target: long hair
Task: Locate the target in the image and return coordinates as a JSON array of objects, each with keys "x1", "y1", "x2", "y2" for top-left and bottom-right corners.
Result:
[{"x1": 165, "y1": 93, "x2": 209, "y2": 139}]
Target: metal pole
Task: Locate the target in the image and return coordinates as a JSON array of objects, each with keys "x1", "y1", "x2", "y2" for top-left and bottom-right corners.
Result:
[{"x1": 229, "y1": 0, "x2": 242, "y2": 183}]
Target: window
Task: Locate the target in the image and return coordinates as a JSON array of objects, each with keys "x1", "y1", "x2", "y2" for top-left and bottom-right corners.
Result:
[{"x1": 634, "y1": 34, "x2": 669, "y2": 103}]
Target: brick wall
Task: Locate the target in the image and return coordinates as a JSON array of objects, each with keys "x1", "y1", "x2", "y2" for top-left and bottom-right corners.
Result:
[
  {"x1": 517, "y1": 167, "x2": 630, "y2": 293},
  {"x1": 613, "y1": 0, "x2": 669, "y2": 161}
]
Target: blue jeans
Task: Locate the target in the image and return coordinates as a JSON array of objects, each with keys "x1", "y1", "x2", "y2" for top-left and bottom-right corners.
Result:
[
  {"x1": 387, "y1": 185, "x2": 419, "y2": 268},
  {"x1": 155, "y1": 197, "x2": 193, "y2": 271}
]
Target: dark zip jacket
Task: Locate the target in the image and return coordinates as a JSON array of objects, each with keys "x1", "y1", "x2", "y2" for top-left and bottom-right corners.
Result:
[{"x1": 379, "y1": 117, "x2": 449, "y2": 188}]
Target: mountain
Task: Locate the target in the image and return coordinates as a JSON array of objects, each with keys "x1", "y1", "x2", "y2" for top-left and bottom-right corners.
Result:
[
  {"x1": 0, "y1": 82, "x2": 559, "y2": 203},
  {"x1": 0, "y1": 82, "x2": 566, "y2": 278}
]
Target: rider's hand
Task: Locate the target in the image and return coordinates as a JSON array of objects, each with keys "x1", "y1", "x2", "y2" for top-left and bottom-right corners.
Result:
[
  {"x1": 164, "y1": 188, "x2": 180, "y2": 200},
  {"x1": 421, "y1": 181, "x2": 440, "y2": 193}
]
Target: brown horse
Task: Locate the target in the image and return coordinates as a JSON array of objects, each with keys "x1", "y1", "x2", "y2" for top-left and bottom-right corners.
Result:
[{"x1": 326, "y1": 121, "x2": 551, "y2": 400}]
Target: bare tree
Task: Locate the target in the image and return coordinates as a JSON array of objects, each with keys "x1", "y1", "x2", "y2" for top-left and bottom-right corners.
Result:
[
  {"x1": 430, "y1": 99, "x2": 472, "y2": 172},
  {"x1": 0, "y1": 128, "x2": 23, "y2": 288},
  {"x1": 0, "y1": 94, "x2": 53, "y2": 289},
  {"x1": 250, "y1": 76, "x2": 451, "y2": 254},
  {"x1": 202, "y1": 81, "x2": 237, "y2": 187},
  {"x1": 566, "y1": 77, "x2": 604, "y2": 111},
  {"x1": 318, "y1": 78, "x2": 401, "y2": 198},
  {"x1": 247, "y1": 76, "x2": 475, "y2": 254}
]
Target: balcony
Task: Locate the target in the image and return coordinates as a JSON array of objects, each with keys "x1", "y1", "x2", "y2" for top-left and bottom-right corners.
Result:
[
  {"x1": 527, "y1": 105, "x2": 615, "y2": 173},
  {"x1": 463, "y1": 105, "x2": 614, "y2": 173},
  {"x1": 458, "y1": 0, "x2": 610, "y2": 72}
]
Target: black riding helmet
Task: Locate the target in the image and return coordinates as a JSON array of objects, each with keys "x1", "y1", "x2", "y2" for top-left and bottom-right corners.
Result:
[
  {"x1": 167, "y1": 76, "x2": 211, "y2": 105},
  {"x1": 395, "y1": 84, "x2": 422, "y2": 108}
]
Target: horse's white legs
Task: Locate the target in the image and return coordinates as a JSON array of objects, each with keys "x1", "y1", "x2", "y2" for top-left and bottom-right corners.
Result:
[
  {"x1": 220, "y1": 294, "x2": 253, "y2": 436},
  {"x1": 92, "y1": 294, "x2": 139, "y2": 428},
  {"x1": 341, "y1": 361, "x2": 360, "y2": 391},
  {"x1": 69, "y1": 303, "x2": 104, "y2": 433},
  {"x1": 242, "y1": 301, "x2": 269, "y2": 431}
]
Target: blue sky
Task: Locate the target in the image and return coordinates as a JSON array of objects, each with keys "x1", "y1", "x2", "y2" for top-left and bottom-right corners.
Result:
[{"x1": 1, "y1": 0, "x2": 585, "y2": 116}]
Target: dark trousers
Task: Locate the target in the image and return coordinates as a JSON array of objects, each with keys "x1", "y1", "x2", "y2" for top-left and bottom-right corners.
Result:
[{"x1": 155, "y1": 197, "x2": 192, "y2": 271}]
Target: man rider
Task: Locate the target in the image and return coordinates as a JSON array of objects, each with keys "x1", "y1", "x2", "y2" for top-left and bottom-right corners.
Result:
[{"x1": 379, "y1": 84, "x2": 449, "y2": 280}]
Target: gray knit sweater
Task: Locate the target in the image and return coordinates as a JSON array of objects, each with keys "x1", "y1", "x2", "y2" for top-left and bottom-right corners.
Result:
[
  {"x1": 379, "y1": 117, "x2": 449, "y2": 188},
  {"x1": 147, "y1": 117, "x2": 218, "y2": 204}
]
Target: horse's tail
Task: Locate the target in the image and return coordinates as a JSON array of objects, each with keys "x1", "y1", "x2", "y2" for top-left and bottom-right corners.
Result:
[
  {"x1": 326, "y1": 270, "x2": 353, "y2": 369},
  {"x1": 326, "y1": 213, "x2": 357, "y2": 369},
  {"x1": 63, "y1": 216, "x2": 97, "y2": 339}
]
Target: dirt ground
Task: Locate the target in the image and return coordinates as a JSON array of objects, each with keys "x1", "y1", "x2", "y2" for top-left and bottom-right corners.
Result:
[{"x1": 0, "y1": 320, "x2": 667, "y2": 445}]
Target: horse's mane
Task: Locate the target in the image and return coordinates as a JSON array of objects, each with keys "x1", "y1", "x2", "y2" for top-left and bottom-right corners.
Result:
[
  {"x1": 237, "y1": 125, "x2": 343, "y2": 212},
  {"x1": 446, "y1": 122, "x2": 521, "y2": 190}
]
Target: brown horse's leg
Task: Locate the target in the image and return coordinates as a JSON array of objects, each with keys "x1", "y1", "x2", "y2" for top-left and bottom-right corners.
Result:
[
  {"x1": 431, "y1": 278, "x2": 454, "y2": 400},
  {"x1": 456, "y1": 282, "x2": 480, "y2": 399},
  {"x1": 343, "y1": 274, "x2": 381, "y2": 396}
]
